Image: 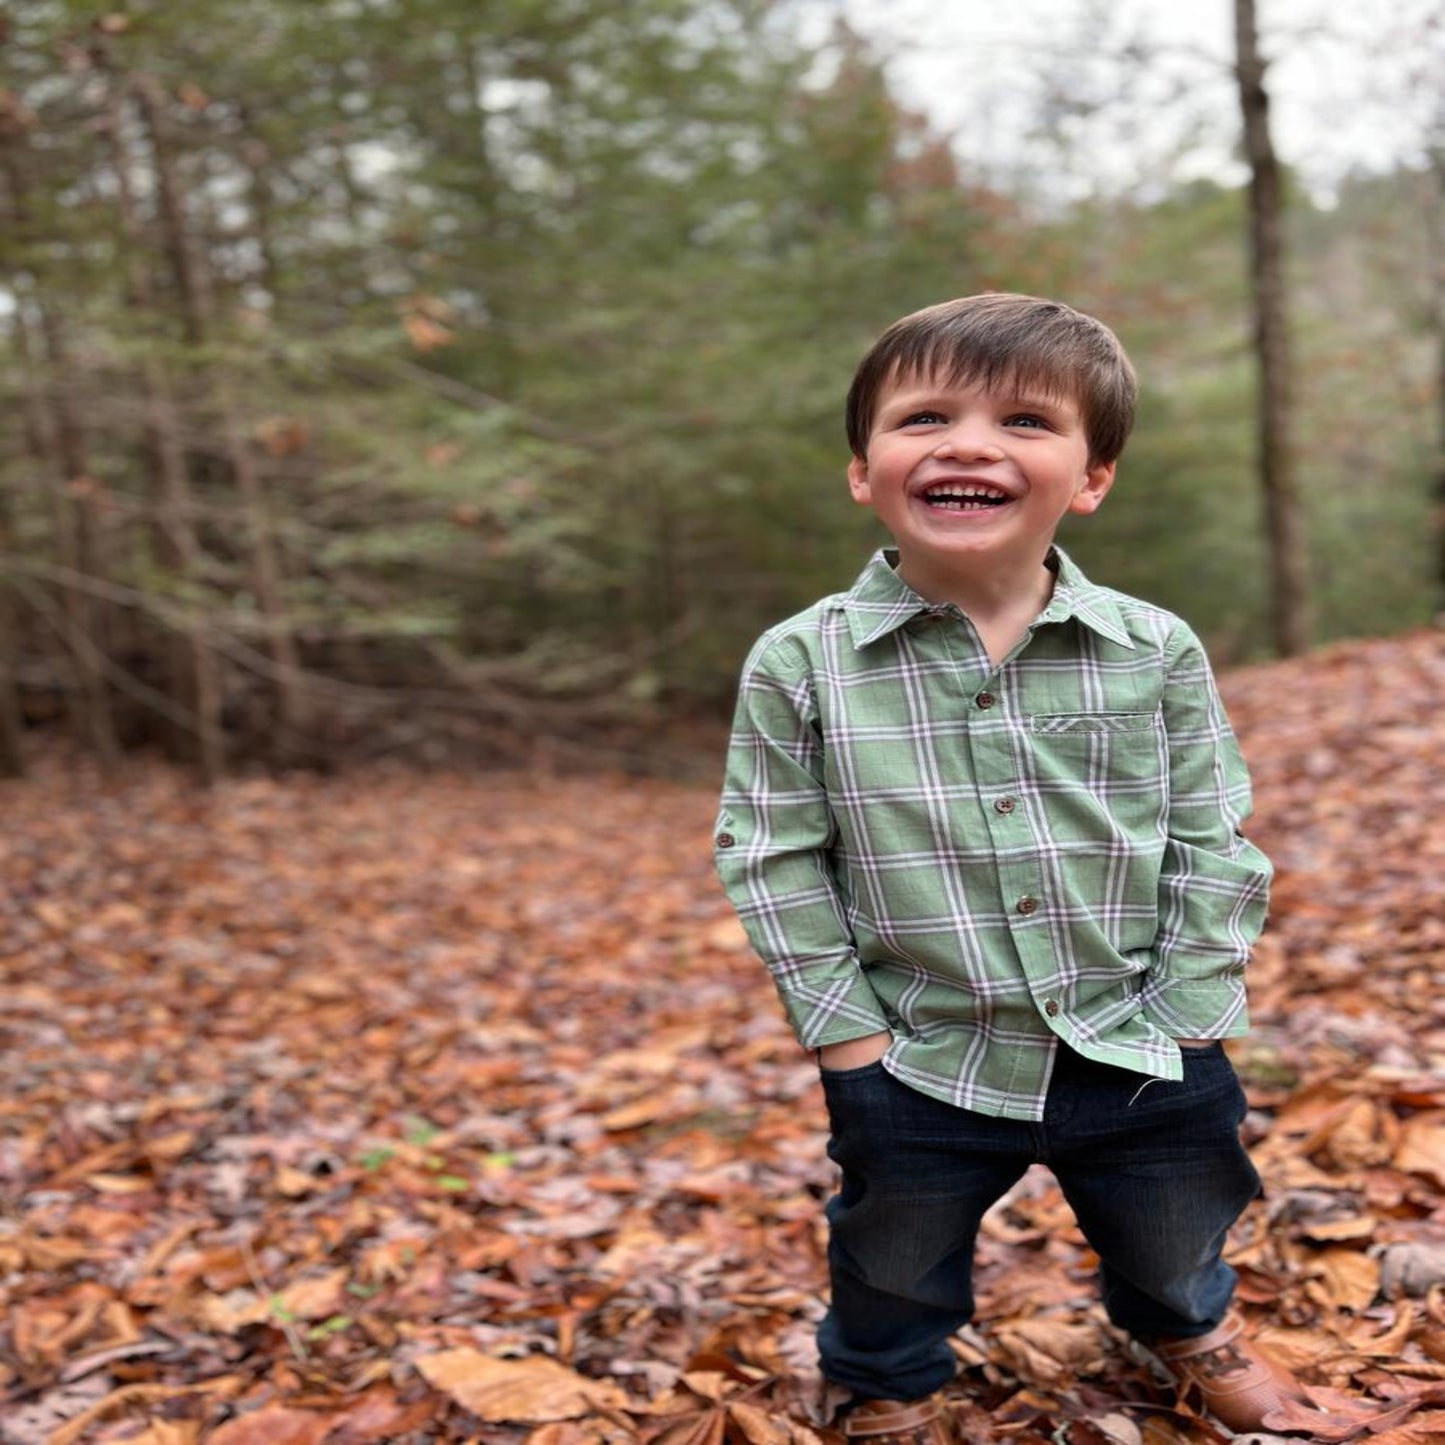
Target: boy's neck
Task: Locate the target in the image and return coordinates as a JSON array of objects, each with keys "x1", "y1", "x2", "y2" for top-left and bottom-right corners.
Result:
[{"x1": 895, "y1": 549, "x2": 1057, "y2": 625}]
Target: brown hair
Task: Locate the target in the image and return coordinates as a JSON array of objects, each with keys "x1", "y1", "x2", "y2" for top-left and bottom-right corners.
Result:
[{"x1": 845, "y1": 293, "x2": 1138, "y2": 465}]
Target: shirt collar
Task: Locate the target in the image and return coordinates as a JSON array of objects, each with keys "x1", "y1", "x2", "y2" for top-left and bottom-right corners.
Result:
[
  {"x1": 840, "y1": 547, "x2": 1135, "y2": 651},
  {"x1": 1047, "y1": 547, "x2": 1135, "y2": 649},
  {"x1": 840, "y1": 550, "x2": 933, "y2": 648}
]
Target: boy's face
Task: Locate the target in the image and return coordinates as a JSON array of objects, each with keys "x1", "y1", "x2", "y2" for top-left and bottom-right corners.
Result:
[{"x1": 847, "y1": 370, "x2": 1115, "y2": 596}]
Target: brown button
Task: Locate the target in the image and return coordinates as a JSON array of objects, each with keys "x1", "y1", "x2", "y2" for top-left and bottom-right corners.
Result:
[
  {"x1": 976, "y1": 692, "x2": 996, "y2": 709},
  {"x1": 715, "y1": 832, "x2": 736, "y2": 849},
  {"x1": 1016, "y1": 896, "x2": 1039, "y2": 915},
  {"x1": 993, "y1": 798, "x2": 1016, "y2": 815},
  {"x1": 1044, "y1": 999, "x2": 1060, "y2": 1018}
]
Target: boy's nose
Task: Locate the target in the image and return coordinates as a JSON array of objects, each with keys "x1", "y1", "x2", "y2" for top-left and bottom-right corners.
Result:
[{"x1": 933, "y1": 423, "x2": 1004, "y2": 462}]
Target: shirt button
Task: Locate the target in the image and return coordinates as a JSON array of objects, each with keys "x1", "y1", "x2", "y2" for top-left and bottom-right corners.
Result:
[
  {"x1": 993, "y1": 797, "x2": 1016, "y2": 815},
  {"x1": 976, "y1": 692, "x2": 996, "y2": 709},
  {"x1": 1016, "y1": 896, "x2": 1039, "y2": 915},
  {"x1": 1044, "y1": 999, "x2": 1060, "y2": 1018},
  {"x1": 716, "y1": 832, "x2": 736, "y2": 848}
]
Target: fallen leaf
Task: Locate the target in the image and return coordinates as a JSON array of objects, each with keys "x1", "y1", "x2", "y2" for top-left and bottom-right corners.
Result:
[
  {"x1": 1263, "y1": 1382, "x2": 1445, "y2": 1440},
  {"x1": 992, "y1": 1317, "x2": 1106, "y2": 1385},
  {"x1": 726, "y1": 1400, "x2": 791, "y2": 1445},
  {"x1": 1067, "y1": 1414, "x2": 1143, "y2": 1445},
  {"x1": 1365, "y1": 1410, "x2": 1445, "y2": 1444},
  {"x1": 1393, "y1": 1114, "x2": 1445, "y2": 1188},
  {"x1": 197, "y1": 1268, "x2": 349, "y2": 1332},
  {"x1": 126, "y1": 1422, "x2": 203, "y2": 1445},
  {"x1": 1298, "y1": 1214, "x2": 1377, "y2": 1244},
  {"x1": 415, "y1": 1350, "x2": 628, "y2": 1422},
  {"x1": 45, "y1": 1382, "x2": 220, "y2": 1445},
  {"x1": 207, "y1": 1405, "x2": 337, "y2": 1445},
  {"x1": 1307, "y1": 1247, "x2": 1381, "y2": 1311},
  {"x1": 1311, "y1": 1099, "x2": 1397, "y2": 1172}
]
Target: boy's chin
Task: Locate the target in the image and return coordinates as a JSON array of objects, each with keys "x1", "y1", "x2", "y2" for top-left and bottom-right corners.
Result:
[{"x1": 893, "y1": 533, "x2": 1055, "y2": 569}]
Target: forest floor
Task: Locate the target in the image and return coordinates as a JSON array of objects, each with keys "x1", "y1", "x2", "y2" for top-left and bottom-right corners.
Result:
[{"x1": 2, "y1": 630, "x2": 1444, "y2": 1445}]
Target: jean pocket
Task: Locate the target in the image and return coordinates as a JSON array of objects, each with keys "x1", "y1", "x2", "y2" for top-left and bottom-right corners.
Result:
[
  {"x1": 1179, "y1": 1041, "x2": 1226, "y2": 1059},
  {"x1": 1168, "y1": 1043, "x2": 1247, "y2": 1126}
]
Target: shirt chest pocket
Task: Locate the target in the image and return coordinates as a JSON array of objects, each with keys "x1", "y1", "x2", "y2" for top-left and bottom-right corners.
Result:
[
  {"x1": 1029, "y1": 711, "x2": 1160, "y2": 740},
  {"x1": 1026, "y1": 712, "x2": 1167, "y2": 822}
]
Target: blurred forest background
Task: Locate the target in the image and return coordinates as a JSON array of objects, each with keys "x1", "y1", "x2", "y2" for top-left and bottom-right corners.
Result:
[{"x1": 0, "y1": 0, "x2": 1440, "y2": 777}]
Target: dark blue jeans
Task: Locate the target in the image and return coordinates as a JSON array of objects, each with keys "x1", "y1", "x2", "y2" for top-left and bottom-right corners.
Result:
[{"x1": 817, "y1": 1043, "x2": 1261, "y2": 1402}]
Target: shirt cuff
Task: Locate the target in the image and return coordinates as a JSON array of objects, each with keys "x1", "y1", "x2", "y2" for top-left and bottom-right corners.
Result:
[
  {"x1": 775, "y1": 962, "x2": 892, "y2": 1049},
  {"x1": 1139, "y1": 970, "x2": 1249, "y2": 1039}
]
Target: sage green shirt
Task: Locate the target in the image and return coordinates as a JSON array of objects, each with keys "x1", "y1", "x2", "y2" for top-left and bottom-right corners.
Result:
[{"x1": 714, "y1": 548, "x2": 1270, "y2": 1121}]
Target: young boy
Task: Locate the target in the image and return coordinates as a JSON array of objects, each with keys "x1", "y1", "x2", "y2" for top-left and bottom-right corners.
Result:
[{"x1": 713, "y1": 295, "x2": 1310, "y2": 1441}]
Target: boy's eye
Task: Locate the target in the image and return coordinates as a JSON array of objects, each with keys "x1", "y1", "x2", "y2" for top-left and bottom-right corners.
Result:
[
  {"x1": 900, "y1": 411, "x2": 947, "y2": 427},
  {"x1": 1004, "y1": 413, "x2": 1050, "y2": 430}
]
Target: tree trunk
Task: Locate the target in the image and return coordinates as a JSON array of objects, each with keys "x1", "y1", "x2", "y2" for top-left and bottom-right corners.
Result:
[
  {"x1": 0, "y1": 482, "x2": 26, "y2": 777},
  {"x1": 132, "y1": 75, "x2": 211, "y2": 347},
  {"x1": 2, "y1": 137, "x2": 121, "y2": 765},
  {"x1": 34, "y1": 300, "x2": 123, "y2": 763},
  {"x1": 236, "y1": 103, "x2": 282, "y2": 313},
  {"x1": 134, "y1": 72, "x2": 311, "y2": 763},
  {"x1": 1427, "y1": 145, "x2": 1445, "y2": 612},
  {"x1": 1234, "y1": 0, "x2": 1312, "y2": 655},
  {"x1": 104, "y1": 75, "x2": 226, "y2": 782},
  {"x1": 0, "y1": 641, "x2": 25, "y2": 778}
]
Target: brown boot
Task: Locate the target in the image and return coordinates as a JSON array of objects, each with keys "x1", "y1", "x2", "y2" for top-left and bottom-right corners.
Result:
[
  {"x1": 1148, "y1": 1311, "x2": 1311, "y2": 1434},
  {"x1": 841, "y1": 1394, "x2": 952, "y2": 1445}
]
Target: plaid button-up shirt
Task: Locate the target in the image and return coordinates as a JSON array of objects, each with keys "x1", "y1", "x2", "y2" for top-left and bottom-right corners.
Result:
[{"x1": 714, "y1": 548, "x2": 1271, "y2": 1121}]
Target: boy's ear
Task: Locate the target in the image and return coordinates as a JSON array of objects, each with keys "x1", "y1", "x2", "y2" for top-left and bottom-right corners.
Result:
[
  {"x1": 1068, "y1": 459, "x2": 1116, "y2": 516},
  {"x1": 847, "y1": 456, "x2": 873, "y2": 506}
]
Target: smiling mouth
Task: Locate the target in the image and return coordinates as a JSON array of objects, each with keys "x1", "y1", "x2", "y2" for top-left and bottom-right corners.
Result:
[{"x1": 921, "y1": 483, "x2": 1011, "y2": 511}]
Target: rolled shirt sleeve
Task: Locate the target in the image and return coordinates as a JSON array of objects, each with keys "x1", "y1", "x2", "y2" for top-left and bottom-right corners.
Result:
[
  {"x1": 713, "y1": 635, "x2": 892, "y2": 1048},
  {"x1": 1139, "y1": 623, "x2": 1272, "y2": 1038}
]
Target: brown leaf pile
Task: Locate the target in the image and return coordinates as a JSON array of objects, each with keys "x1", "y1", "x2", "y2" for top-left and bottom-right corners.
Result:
[{"x1": 2, "y1": 629, "x2": 1444, "y2": 1444}]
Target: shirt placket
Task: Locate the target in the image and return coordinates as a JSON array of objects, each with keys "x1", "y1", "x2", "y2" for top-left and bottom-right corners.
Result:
[{"x1": 967, "y1": 658, "x2": 1069, "y2": 1061}]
